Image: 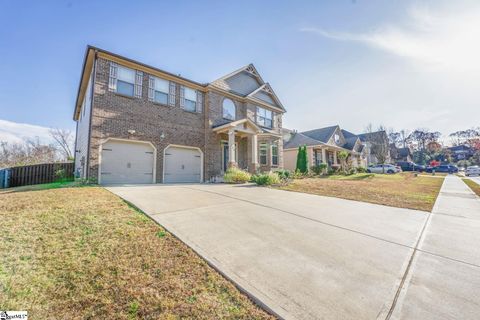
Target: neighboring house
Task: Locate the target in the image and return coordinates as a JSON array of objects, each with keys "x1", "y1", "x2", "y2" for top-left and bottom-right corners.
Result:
[
  {"x1": 283, "y1": 125, "x2": 367, "y2": 170},
  {"x1": 74, "y1": 46, "x2": 286, "y2": 184},
  {"x1": 390, "y1": 144, "x2": 413, "y2": 162},
  {"x1": 448, "y1": 145, "x2": 474, "y2": 162},
  {"x1": 357, "y1": 131, "x2": 391, "y2": 165}
]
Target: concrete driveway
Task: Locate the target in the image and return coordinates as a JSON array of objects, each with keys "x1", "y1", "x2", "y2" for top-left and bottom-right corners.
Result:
[{"x1": 107, "y1": 176, "x2": 480, "y2": 320}]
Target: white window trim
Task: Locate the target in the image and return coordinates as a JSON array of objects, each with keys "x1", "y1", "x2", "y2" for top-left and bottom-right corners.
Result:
[
  {"x1": 222, "y1": 98, "x2": 236, "y2": 121},
  {"x1": 271, "y1": 143, "x2": 279, "y2": 167},
  {"x1": 259, "y1": 143, "x2": 268, "y2": 165},
  {"x1": 256, "y1": 106, "x2": 273, "y2": 128}
]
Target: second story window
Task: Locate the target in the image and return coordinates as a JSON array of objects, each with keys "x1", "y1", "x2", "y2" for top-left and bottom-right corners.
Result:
[
  {"x1": 117, "y1": 66, "x2": 136, "y2": 97},
  {"x1": 152, "y1": 77, "x2": 169, "y2": 105},
  {"x1": 223, "y1": 99, "x2": 236, "y2": 120},
  {"x1": 256, "y1": 106, "x2": 273, "y2": 128},
  {"x1": 184, "y1": 87, "x2": 197, "y2": 112}
]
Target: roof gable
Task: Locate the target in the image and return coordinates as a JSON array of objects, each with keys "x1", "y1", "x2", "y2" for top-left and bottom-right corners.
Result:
[
  {"x1": 247, "y1": 83, "x2": 285, "y2": 111},
  {"x1": 301, "y1": 125, "x2": 339, "y2": 143},
  {"x1": 211, "y1": 64, "x2": 264, "y2": 96}
]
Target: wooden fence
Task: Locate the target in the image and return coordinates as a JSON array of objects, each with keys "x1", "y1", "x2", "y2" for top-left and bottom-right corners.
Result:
[{"x1": 8, "y1": 162, "x2": 74, "y2": 188}]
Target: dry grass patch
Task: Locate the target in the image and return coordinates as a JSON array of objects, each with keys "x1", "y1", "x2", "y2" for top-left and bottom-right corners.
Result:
[
  {"x1": 278, "y1": 173, "x2": 444, "y2": 211},
  {"x1": 0, "y1": 187, "x2": 274, "y2": 319},
  {"x1": 463, "y1": 178, "x2": 480, "y2": 196}
]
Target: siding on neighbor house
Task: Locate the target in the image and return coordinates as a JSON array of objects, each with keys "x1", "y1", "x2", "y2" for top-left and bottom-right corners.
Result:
[{"x1": 74, "y1": 71, "x2": 93, "y2": 179}]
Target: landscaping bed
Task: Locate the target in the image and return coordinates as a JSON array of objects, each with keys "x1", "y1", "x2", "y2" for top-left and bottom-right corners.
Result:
[
  {"x1": 0, "y1": 187, "x2": 274, "y2": 319},
  {"x1": 277, "y1": 172, "x2": 444, "y2": 211}
]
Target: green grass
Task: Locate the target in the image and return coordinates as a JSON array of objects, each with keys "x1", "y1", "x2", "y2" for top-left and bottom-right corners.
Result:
[
  {"x1": 0, "y1": 180, "x2": 84, "y2": 194},
  {"x1": 463, "y1": 178, "x2": 480, "y2": 196},
  {"x1": 0, "y1": 187, "x2": 274, "y2": 319}
]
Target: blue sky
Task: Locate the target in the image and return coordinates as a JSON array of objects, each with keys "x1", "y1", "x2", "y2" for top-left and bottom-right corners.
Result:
[{"x1": 1, "y1": 0, "x2": 479, "y2": 144}]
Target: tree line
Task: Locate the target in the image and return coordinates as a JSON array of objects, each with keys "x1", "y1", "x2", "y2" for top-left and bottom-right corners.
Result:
[{"x1": 0, "y1": 128, "x2": 74, "y2": 168}]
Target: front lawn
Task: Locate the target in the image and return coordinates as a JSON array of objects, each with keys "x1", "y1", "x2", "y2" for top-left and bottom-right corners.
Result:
[
  {"x1": 278, "y1": 173, "x2": 444, "y2": 211},
  {"x1": 463, "y1": 178, "x2": 480, "y2": 196},
  {"x1": 0, "y1": 187, "x2": 274, "y2": 319}
]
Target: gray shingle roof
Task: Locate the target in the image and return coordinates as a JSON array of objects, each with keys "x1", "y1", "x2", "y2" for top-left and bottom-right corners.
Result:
[
  {"x1": 283, "y1": 132, "x2": 324, "y2": 149},
  {"x1": 301, "y1": 125, "x2": 338, "y2": 143},
  {"x1": 342, "y1": 136, "x2": 358, "y2": 150}
]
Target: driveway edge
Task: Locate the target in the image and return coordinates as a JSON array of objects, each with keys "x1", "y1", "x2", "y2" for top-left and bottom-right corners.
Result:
[{"x1": 107, "y1": 189, "x2": 285, "y2": 320}]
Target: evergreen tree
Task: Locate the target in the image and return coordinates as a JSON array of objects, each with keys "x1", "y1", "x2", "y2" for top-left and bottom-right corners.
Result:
[{"x1": 295, "y1": 146, "x2": 302, "y2": 172}]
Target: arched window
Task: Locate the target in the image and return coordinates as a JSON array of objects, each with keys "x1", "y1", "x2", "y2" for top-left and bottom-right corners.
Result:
[{"x1": 222, "y1": 99, "x2": 236, "y2": 120}]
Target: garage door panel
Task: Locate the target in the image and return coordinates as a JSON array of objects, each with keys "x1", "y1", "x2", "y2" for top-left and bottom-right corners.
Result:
[
  {"x1": 100, "y1": 140, "x2": 154, "y2": 184},
  {"x1": 164, "y1": 147, "x2": 201, "y2": 183}
]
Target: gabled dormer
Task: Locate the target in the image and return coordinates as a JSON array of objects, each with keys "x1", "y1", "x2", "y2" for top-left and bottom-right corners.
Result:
[{"x1": 210, "y1": 64, "x2": 286, "y2": 113}]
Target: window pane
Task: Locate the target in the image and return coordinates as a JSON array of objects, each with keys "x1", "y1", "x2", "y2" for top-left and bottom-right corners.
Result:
[
  {"x1": 184, "y1": 87, "x2": 197, "y2": 101},
  {"x1": 154, "y1": 91, "x2": 168, "y2": 104},
  {"x1": 266, "y1": 110, "x2": 273, "y2": 120},
  {"x1": 117, "y1": 66, "x2": 135, "y2": 83},
  {"x1": 117, "y1": 80, "x2": 134, "y2": 96},
  {"x1": 184, "y1": 99, "x2": 196, "y2": 112},
  {"x1": 154, "y1": 77, "x2": 169, "y2": 93},
  {"x1": 223, "y1": 99, "x2": 236, "y2": 120},
  {"x1": 272, "y1": 144, "x2": 278, "y2": 165},
  {"x1": 265, "y1": 119, "x2": 272, "y2": 128},
  {"x1": 260, "y1": 144, "x2": 268, "y2": 165}
]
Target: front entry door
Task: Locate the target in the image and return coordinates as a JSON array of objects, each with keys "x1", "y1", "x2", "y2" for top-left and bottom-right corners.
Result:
[
  {"x1": 222, "y1": 142, "x2": 237, "y2": 172},
  {"x1": 223, "y1": 143, "x2": 229, "y2": 172}
]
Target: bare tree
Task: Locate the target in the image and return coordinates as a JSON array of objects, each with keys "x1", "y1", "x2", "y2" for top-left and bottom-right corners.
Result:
[
  {"x1": 399, "y1": 129, "x2": 411, "y2": 148},
  {"x1": 49, "y1": 128, "x2": 74, "y2": 160},
  {"x1": 449, "y1": 128, "x2": 480, "y2": 149},
  {"x1": 363, "y1": 125, "x2": 390, "y2": 172},
  {"x1": 0, "y1": 138, "x2": 58, "y2": 168},
  {"x1": 408, "y1": 129, "x2": 441, "y2": 152}
]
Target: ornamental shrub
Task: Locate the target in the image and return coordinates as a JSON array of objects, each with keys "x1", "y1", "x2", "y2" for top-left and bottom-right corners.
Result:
[
  {"x1": 223, "y1": 167, "x2": 251, "y2": 184},
  {"x1": 253, "y1": 172, "x2": 281, "y2": 186}
]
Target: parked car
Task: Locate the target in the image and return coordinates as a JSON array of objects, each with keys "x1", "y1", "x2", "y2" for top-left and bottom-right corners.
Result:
[
  {"x1": 465, "y1": 166, "x2": 480, "y2": 176},
  {"x1": 367, "y1": 164, "x2": 402, "y2": 174},
  {"x1": 396, "y1": 161, "x2": 426, "y2": 172},
  {"x1": 426, "y1": 164, "x2": 459, "y2": 173}
]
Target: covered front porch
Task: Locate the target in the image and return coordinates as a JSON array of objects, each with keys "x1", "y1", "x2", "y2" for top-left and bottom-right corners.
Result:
[
  {"x1": 212, "y1": 118, "x2": 263, "y2": 173},
  {"x1": 309, "y1": 145, "x2": 364, "y2": 168}
]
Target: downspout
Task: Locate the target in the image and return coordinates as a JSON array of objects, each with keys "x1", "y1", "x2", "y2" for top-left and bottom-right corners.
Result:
[{"x1": 85, "y1": 50, "x2": 98, "y2": 180}]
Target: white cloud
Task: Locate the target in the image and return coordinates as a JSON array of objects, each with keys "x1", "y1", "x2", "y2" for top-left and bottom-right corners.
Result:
[
  {"x1": 0, "y1": 119, "x2": 54, "y2": 145},
  {"x1": 300, "y1": 3, "x2": 480, "y2": 73},
  {"x1": 291, "y1": 2, "x2": 480, "y2": 137}
]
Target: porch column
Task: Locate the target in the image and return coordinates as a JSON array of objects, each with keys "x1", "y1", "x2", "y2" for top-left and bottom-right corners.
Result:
[
  {"x1": 322, "y1": 148, "x2": 327, "y2": 165},
  {"x1": 228, "y1": 129, "x2": 236, "y2": 167},
  {"x1": 251, "y1": 134, "x2": 258, "y2": 173},
  {"x1": 333, "y1": 150, "x2": 337, "y2": 165}
]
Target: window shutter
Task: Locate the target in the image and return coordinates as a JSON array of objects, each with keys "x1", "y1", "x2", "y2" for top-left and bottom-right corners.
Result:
[
  {"x1": 196, "y1": 91, "x2": 203, "y2": 113},
  {"x1": 134, "y1": 71, "x2": 143, "y2": 98},
  {"x1": 272, "y1": 112, "x2": 277, "y2": 128},
  {"x1": 180, "y1": 85, "x2": 185, "y2": 108},
  {"x1": 148, "y1": 76, "x2": 155, "y2": 102},
  {"x1": 169, "y1": 82, "x2": 176, "y2": 106},
  {"x1": 108, "y1": 62, "x2": 118, "y2": 92}
]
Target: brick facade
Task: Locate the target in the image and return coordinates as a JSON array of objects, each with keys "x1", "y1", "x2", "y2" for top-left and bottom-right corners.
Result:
[{"x1": 76, "y1": 52, "x2": 285, "y2": 183}]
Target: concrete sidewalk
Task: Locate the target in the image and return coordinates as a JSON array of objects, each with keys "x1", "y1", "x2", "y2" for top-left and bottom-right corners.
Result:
[{"x1": 390, "y1": 175, "x2": 480, "y2": 319}]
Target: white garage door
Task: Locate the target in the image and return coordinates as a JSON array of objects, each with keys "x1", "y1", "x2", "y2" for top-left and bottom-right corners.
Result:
[
  {"x1": 164, "y1": 146, "x2": 202, "y2": 183},
  {"x1": 100, "y1": 140, "x2": 155, "y2": 184}
]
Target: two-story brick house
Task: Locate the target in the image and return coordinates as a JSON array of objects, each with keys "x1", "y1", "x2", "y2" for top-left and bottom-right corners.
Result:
[{"x1": 73, "y1": 46, "x2": 286, "y2": 184}]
